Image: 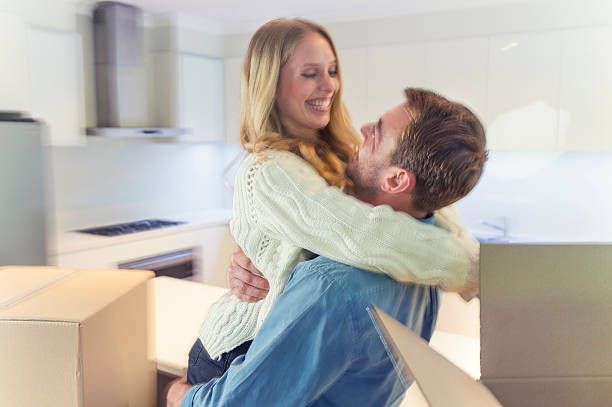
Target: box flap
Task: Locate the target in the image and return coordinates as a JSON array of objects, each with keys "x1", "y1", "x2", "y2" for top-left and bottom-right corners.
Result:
[
  {"x1": 367, "y1": 305, "x2": 503, "y2": 407},
  {"x1": 0, "y1": 268, "x2": 154, "y2": 322},
  {"x1": 0, "y1": 266, "x2": 74, "y2": 310}
]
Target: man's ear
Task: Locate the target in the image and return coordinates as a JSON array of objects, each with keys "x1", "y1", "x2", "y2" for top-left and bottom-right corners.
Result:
[{"x1": 380, "y1": 167, "x2": 416, "y2": 194}]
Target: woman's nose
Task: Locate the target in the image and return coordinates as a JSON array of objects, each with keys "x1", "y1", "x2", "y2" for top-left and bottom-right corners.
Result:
[{"x1": 319, "y1": 72, "x2": 336, "y2": 92}]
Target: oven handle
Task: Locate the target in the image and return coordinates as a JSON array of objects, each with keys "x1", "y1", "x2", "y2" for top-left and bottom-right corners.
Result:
[{"x1": 118, "y1": 248, "x2": 195, "y2": 271}]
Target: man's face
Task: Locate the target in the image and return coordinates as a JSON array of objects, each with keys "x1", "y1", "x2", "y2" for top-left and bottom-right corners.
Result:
[{"x1": 347, "y1": 103, "x2": 410, "y2": 203}]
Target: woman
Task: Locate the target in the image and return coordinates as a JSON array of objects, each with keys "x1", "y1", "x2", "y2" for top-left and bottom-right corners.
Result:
[{"x1": 187, "y1": 18, "x2": 478, "y2": 385}]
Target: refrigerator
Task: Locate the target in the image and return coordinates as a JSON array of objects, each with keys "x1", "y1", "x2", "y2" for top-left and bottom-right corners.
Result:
[{"x1": 0, "y1": 113, "x2": 47, "y2": 266}]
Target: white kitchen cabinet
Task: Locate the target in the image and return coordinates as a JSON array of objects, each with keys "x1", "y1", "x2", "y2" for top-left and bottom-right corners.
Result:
[
  {"x1": 0, "y1": 12, "x2": 31, "y2": 113},
  {"x1": 224, "y1": 56, "x2": 243, "y2": 144},
  {"x1": 337, "y1": 47, "x2": 369, "y2": 128},
  {"x1": 28, "y1": 27, "x2": 85, "y2": 145},
  {"x1": 179, "y1": 53, "x2": 224, "y2": 142},
  {"x1": 366, "y1": 43, "x2": 428, "y2": 121},
  {"x1": 558, "y1": 25, "x2": 612, "y2": 151},
  {"x1": 154, "y1": 52, "x2": 225, "y2": 142},
  {"x1": 48, "y1": 224, "x2": 233, "y2": 288},
  {"x1": 424, "y1": 37, "x2": 489, "y2": 124},
  {"x1": 486, "y1": 32, "x2": 562, "y2": 150}
]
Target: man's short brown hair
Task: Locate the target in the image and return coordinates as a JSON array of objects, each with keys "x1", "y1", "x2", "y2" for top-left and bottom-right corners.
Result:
[{"x1": 391, "y1": 88, "x2": 488, "y2": 213}]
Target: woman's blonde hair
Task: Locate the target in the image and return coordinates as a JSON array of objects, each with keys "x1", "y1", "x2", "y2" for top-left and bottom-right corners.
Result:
[{"x1": 239, "y1": 18, "x2": 360, "y2": 191}]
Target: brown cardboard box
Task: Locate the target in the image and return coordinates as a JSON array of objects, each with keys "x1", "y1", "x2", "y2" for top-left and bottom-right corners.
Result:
[
  {"x1": 0, "y1": 266, "x2": 156, "y2": 406},
  {"x1": 480, "y1": 244, "x2": 612, "y2": 407}
]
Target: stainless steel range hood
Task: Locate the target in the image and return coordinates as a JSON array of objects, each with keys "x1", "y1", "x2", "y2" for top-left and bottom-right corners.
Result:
[{"x1": 88, "y1": 1, "x2": 187, "y2": 137}]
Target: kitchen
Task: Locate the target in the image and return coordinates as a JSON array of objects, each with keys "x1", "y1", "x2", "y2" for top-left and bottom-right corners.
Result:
[{"x1": 1, "y1": 0, "x2": 612, "y2": 406}]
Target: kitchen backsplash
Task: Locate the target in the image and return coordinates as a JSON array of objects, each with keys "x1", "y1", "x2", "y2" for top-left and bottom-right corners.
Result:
[
  {"x1": 456, "y1": 151, "x2": 612, "y2": 242},
  {"x1": 49, "y1": 144, "x2": 612, "y2": 242},
  {"x1": 48, "y1": 141, "x2": 242, "y2": 227}
]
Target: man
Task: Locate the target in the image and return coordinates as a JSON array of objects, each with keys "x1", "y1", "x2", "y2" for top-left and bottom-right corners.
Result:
[{"x1": 168, "y1": 88, "x2": 487, "y2": 406}]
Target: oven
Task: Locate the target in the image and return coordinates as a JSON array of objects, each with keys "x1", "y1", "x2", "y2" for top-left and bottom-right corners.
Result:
[{"x1": 119, "y1": 248, "x2": 196, "y2": 279}]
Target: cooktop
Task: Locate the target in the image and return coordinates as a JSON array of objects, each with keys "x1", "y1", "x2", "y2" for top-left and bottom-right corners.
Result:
[{"x1": 76, "y1": 219, "x2": 186, "y2": 237}]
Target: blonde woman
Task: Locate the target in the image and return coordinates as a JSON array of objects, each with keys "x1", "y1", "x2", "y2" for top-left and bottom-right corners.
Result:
[{"x1": 186, "y1": 18, "x2": 479, "y2": 385}]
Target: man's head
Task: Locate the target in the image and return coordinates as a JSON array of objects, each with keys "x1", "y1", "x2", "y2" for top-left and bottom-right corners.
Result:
[{"x1": 346, "y1": 88, "x2": 487, "y2": 217}]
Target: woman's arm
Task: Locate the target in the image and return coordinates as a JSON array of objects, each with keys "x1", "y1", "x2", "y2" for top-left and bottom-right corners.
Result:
[{"x1": 232, "y1": 151, "x2": 478, "y2": 293}]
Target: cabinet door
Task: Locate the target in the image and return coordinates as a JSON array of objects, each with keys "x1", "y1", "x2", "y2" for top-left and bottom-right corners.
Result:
[
  {"x1": 424, "y1": 37, "x2": 489, "y2": 124},
  {"x1": 367, "y1": 43, "x2": 428, "y2": 121},
  {"x1": 28, "y1": 27, "x2": 84, "y2": 145},
  {"x1": 0, "y1": 12, "x2": 31, "y2": 113},
  {"x1": 337, "y1": 47, "x2": 368, "y2": 128},
  {"x1": 224, "y1": 56, "x2": 243, "y2": 144},
  {"x1": 178, "y1": 54, "x2": 224, "y2": 142},
  {"x1": 486, "y1": 32, "x2": 562, "y2": 150},
  {"x1": 558, "y1": 25, "x2": 612, "y2": 151}
]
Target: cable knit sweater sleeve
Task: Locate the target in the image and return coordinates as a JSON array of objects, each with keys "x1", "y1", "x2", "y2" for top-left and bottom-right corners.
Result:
[{"x1": 234, "y1": 150, "x2": 478, "y2": 293}]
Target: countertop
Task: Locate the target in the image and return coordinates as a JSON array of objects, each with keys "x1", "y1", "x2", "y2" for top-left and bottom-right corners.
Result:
[
  {"x1": 48, "y1": 208, "x2": 233, "y2": 256},
  {"x1": 151, "y1": 276, "x2": 228, "y2": 376}
]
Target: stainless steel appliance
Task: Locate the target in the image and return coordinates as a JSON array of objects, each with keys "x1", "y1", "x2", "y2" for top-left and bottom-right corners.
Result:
[
  {"x1": 89, "y1": 1, "x2": 187, "y2": 138},
  {"x1": 119, "y1": 248, "x2": 196, "y2": 279},
  {"x1": 0, "y1": 113, "x2": 47, "y2": 265},
  {"x1": 76, "y1": 219, "x2": 186, "y2": 236}
]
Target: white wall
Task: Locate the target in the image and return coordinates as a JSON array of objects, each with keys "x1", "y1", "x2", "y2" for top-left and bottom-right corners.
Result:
[
  {"x1": 9, "y1": 0, "x2": 611, "y2": 238},
  {"x1": 456, "y1": 151, "x2": 612, "y2": 242},
  {"x1": 49, "y1": 142, "x2": 242, "y2": 227}
]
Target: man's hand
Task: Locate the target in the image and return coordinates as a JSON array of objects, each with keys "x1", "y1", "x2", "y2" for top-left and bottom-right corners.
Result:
[
  {"x1": 165, "y1": 375, "x2": 192, "y2": 407},
  {"x1": 227, "y1": 247, "x2": 270, "y2": 303}
]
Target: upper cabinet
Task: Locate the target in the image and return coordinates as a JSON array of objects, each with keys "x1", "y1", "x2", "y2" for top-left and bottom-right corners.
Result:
[
  {"x1": 486, "y1": 31, "x2": 562, "y2": 150},
  {"x1": 558, "y1": 25, "x2": 612, "y2": 151},
  {"x1": 337, "y1": 25, "x2": 612, "y2": 152},
  {"x1": 366, "y1": 43, "x2": 428, "y2": 122},
  {"x1": 0, "y1": 13, "x2": 31, "y2": 114},
  {"x1": 178, "y1": 53, "x2": 224, "y2": 142},
  {"x1": 365, "y1": 38, "x2": 488, "y2": 125},
  {"x1": 28, "y1": 27, "x2": 85, "y2": 145},
  {"x1": 224, "y1": 56, "x2": 242, "y2": 144},
  {"x1": 154, "y1": 52, "x2": 225, "y2": 142},
  {"x1": 424, "y1": 37, "x2": 488, "y2": 123},
  {"x1": 337, "y1": 48, "x2": 368, "y2": 128}
]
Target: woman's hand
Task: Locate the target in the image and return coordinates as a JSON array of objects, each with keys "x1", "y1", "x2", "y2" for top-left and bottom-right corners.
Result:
[{"x1": 227, "y1": 247, "x2": 270, "y2": 302}]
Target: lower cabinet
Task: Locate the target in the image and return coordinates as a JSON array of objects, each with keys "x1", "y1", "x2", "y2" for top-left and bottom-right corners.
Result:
[{"x1": 49, "y1": 225, "x2": 234, "y2": 287}]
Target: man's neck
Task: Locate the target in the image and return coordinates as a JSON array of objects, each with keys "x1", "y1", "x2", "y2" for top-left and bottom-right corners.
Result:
[{"x1": 359, "y1": 192, "x2": 428, "y2": 219}]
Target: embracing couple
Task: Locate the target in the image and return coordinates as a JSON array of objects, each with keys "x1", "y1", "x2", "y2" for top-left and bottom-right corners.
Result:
[{"x1": 167, "y1": 17, "x2": 487, "y2": 407}]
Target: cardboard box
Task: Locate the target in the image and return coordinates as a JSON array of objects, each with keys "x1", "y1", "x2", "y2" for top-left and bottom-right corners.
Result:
[
  {"x1": 480, "y1": 244, "x2": 612, "y2": 407},
  {"x1": 0, "y1": 266, "x2": 156, "y2": 406},
  {"x1": 368, "y1": 305, "x2": 502, "y2": 407}
]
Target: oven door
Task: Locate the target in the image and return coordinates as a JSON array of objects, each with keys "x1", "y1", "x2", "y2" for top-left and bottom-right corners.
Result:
[{"x1": 118, "y1": 248, "x2": 195, "y2": 279}]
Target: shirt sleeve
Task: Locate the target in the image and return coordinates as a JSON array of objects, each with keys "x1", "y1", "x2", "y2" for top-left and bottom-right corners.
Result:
[
  {"x1": 180, "y1": 265, "x2": 354, "y2": 407},
  {"x1": 240, "y1": 151, "x2": 475, "y2": 292}
]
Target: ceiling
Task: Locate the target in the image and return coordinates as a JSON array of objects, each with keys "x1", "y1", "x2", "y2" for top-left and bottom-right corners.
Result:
[{"x1": 76, "y1": 0, "x2": 527, "y2": 34}]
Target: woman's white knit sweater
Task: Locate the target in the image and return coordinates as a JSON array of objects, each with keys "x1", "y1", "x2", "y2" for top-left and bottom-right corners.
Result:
[{"x1": 199, "y1": 150, "x2": 479, "y2": 359}]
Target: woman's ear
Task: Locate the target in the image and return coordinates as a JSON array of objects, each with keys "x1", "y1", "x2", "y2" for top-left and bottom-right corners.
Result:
[{"x1": 380, "y1": 167, "x2": 416, "y2": 194}]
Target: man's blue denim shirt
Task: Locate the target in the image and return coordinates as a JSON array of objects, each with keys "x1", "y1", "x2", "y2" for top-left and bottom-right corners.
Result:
[{"x1": 182, "y1": 217, "x2": 440, "y2": 407}]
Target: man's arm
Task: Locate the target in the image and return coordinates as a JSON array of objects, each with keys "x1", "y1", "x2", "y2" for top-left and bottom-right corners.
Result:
[
  {"x1": 166, "y1": 376, "x2": 192, "y2": 407},
  {"x1": 243, "y1": 151, "x2": 474, "y2": 291},
  {"x1": 181, "y1": 264, "x2": 354, "y2": 406}
]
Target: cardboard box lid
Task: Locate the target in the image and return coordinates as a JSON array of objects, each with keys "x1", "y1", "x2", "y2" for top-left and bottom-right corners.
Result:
[
  {"x1": 0, "y1": 266, "x2": 153, "y2": 323},
  {"x1": 0, "y1": 267, "x2": 73, "y2": 309},
  {"x1": 368, "y1": 304, "x2": 503, "y2": 407}
]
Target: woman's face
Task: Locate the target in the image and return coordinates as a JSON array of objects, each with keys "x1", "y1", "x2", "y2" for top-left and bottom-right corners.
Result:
[{"x1": 276, "y1": 32, "x2": 339, "y2": 142}]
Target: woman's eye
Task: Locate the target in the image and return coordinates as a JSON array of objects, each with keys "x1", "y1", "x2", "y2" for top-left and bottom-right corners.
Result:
[
  {"x1": 301, "y1": 72, "x2": 316, "y2": 78},
  {"x1": 329, "y1": 69, "x2": 338, "y2": 77}
]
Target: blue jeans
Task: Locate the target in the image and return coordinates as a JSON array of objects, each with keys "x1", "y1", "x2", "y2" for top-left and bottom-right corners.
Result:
[{"x1": 186, "y1": 339, "x2": 253, "y2": 385}]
